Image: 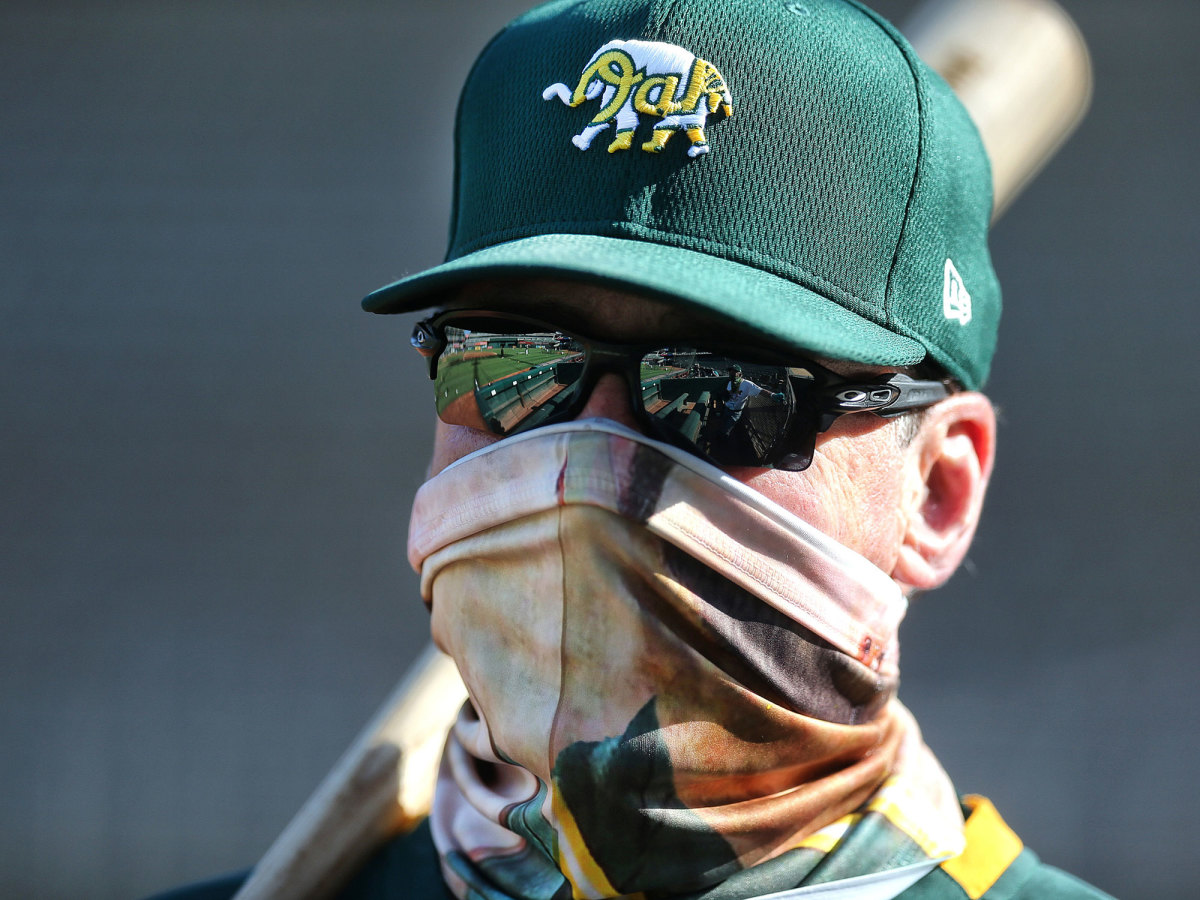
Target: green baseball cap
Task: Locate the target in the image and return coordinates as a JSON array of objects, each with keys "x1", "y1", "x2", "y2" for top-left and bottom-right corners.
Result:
[{"x1": 363, "y1": 0, "x2": 1001, "y2": 389}]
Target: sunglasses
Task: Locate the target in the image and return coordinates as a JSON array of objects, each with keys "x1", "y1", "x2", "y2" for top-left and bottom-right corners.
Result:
[{"x1": 411, "y1": 310, "x2": 952, "y2": 471}]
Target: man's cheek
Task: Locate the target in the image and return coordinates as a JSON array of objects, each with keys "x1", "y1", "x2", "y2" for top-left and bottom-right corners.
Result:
[
  {"x1": 429, "y1": 420, "x2": 500, "y2": 477},
  {"x1": 733, "y1": 460, "x2": 893, "y2": 569}
]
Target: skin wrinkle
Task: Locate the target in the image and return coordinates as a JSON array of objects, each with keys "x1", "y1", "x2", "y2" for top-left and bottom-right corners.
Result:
[{"x1": 428, "y1": 277, "x2": 995, "y2": 593}]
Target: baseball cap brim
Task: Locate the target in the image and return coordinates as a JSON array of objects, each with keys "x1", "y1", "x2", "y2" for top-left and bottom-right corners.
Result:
[{"x1": 362, "y1": 234, "x2": 927, "y2": 369}]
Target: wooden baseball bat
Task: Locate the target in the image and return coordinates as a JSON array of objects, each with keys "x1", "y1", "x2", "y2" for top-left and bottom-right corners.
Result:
[
  {"x1": 232, "y1": 644, "x2": 467, "y2": 900},
  {"x1": 232, "y1": 2, "x2": 1091, "y2": 897}
]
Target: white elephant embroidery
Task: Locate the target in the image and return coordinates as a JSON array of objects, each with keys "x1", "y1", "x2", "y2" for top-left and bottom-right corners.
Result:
[{"x1": 542, "y1": 39, "x2": 733, "y2": 157}]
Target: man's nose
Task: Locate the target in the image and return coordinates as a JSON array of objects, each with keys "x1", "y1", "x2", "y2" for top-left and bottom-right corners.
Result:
[{"x1": 575, "y1": 372, "x2": 642, "y2": 430}]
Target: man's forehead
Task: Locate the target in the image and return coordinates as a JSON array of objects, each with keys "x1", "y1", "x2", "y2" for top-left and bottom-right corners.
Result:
[{"x1": 442, "y1": 277, "x2": 903, "y2": 377}]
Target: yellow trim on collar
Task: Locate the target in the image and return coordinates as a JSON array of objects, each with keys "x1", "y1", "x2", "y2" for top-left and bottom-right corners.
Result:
[
  {"x1": 798, "y1": 812, "x2": 861, "y2": 853},
  {"x1": 940, "y1": 795, "x2": 1024, "y2": 900}
]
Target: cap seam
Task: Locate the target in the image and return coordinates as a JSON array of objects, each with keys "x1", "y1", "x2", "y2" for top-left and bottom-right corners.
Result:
[
  {"x1": 447, "y1": 23, "x2": 525, "y2": 255},
  {"x1": 447, "y1": 0, "x2": 595, "y2": 255},
  {"x1": 845, "y1": 6, "x2": 976, "y2": 389},
  {"x1": 645, "y1": 0, "x2": 680, "y2": 40},
  {"x1": 849, "y1": 1, "x2": 925, "y2": 340}
]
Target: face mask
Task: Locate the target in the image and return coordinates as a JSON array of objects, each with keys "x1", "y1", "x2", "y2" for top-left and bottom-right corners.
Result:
[{"x1": 409, "y1": 421, "x2": 963, "y2": 900}]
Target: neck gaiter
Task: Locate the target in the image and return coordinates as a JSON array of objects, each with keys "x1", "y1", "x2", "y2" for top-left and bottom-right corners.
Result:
[{"x1": 408, "y1": 421, "x2": 963, "y2": 900}]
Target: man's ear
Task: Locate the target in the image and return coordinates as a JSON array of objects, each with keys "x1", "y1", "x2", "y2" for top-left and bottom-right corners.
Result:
[{"x1": 891, "y1": 393, "x2": 996, "y2": 592}]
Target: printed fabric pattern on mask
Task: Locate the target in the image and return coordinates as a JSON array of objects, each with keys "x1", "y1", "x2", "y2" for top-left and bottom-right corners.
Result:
[{"x1": 408, "y1": 421, "x2": 965, "y2": 900}]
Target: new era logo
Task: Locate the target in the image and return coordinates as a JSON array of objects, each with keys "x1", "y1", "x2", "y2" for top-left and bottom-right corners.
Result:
[{"x1": 943, "y1": 258, "x2": 972, "y2": 325}]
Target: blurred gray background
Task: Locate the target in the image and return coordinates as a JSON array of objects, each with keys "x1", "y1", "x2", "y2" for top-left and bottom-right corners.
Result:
[{"x1": 2, "y1": 1, "x2": 1197, "y2": 898}]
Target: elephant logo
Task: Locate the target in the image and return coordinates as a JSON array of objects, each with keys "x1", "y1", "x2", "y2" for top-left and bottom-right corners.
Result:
[{"x1": 542, "y1": 39, "x2": 733, "y2": 157}]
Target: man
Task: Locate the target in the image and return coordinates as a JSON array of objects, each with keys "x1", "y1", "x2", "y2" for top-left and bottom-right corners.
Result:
[
  {"x1": 150, "y1": 0, "x2": 1113, "y2": 897},
  {"x1": 715, "y1": 363, "x2": 785, "y2": 438}
]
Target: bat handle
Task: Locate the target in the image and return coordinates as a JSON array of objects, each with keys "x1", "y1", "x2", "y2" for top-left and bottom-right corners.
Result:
[{"x1": 232, "y1": 646, "x2": 468, "y2": 900}]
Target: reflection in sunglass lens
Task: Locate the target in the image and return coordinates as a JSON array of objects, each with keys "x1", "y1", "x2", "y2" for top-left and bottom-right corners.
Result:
[
  {"x1": 430, "y1": 318, "x2": 814, "y2": 468},
  {"x1": 636, "y1": 350, "x2": 797, "y2": 467},
  {"x1": 433, "y1": 326, "x2": 587, "y2": 434}
]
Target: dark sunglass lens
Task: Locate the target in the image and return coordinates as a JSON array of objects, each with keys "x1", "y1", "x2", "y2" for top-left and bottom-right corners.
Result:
[
  {"x1": 433, "y1": 323, "x2": 587, "y2": 434},
  {"x1": 639, "y1": 351, "x2": 796, "y2": 466}
]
